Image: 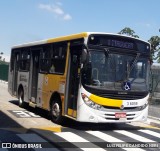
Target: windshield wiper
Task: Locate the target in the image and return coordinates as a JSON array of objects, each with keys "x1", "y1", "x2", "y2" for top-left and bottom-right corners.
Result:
[
  {"x1": 104, "y1": 48, "x2": 109, "y2": 57},
  {"x1": 104, "y1": 48, "x2": 116, "y2": 71},
  {"x1": 126, "y1": 53, "x2": 140, "y2": 80}
]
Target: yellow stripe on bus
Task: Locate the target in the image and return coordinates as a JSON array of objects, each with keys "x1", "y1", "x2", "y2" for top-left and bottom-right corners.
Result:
[
  {"x1": 67, "y1": 108, "x2": 77, "y2": 118},
  {"x1": 47, "y1": 32, "x2": 88, "y2": 43},
  {"x1": 89, "y1": 94, "x2": 123, "y2": 108}
]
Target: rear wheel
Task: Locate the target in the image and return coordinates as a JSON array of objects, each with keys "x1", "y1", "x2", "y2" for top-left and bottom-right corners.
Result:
[{"x1": 50, "y1": 99, "x2": 63, "y2": 124}]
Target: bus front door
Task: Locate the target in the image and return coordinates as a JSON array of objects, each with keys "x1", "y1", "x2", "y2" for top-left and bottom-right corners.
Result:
[{"x1": 65, "y1": 50, "x2": 80, "y2": 118}]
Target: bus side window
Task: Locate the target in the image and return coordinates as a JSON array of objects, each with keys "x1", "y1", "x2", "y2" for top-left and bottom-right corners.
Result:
[
  {"x1": 40, "y1": 44, "x2": 51, "y2": 73},
  {"x1": 10, "y1": 50, "x2": 15, "y2": 71},
  {"x1": 19, "y1": 49, "x2": 30, "y2": 71},
  {"x1": 50, "y1": 43, "x2": 67, "y2": 74},
  {"x1": 10, "y1": 49, "x2": 20, "y2": 72}
]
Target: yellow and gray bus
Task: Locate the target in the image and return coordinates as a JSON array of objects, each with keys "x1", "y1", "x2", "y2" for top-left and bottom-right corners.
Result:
[{"x1": 8, "y1": 32, "x2": 151, "y2": 124}]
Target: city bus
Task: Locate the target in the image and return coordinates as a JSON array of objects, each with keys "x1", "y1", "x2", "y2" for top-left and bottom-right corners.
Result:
[{"x1": 8, "y1": 32, "x2": 151, "y2": 124}]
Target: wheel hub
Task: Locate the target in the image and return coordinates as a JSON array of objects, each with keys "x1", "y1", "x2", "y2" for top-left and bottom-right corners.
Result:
[{"x1": 52, "y1": 103, "x2": 60, "y2": 117}]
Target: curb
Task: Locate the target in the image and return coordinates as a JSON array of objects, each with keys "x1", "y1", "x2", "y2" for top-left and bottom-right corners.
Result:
[
  {"x1": 0, "y1": 80, "x2": 8, "y2": 84},
  {"x1": 147, "y1": 116, "x2": 160, "y2": 128},
  {"x1": 150, "y1": 122, "x2": 160, "y2": 128}
]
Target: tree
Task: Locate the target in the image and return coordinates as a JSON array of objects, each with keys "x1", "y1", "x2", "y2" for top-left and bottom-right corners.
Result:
[
  {"x1": 148, "y1": 36, "x2": 160, "y2": 62},
  {"x1": 118, "y1": 27, "x2": 160, "y2": 62},
  {"x1": 0, "y1": 52, "x2": 4, "y2": 61},
  {"x1": 118, "y1": 27, "x2": 139, "y2": 38}
]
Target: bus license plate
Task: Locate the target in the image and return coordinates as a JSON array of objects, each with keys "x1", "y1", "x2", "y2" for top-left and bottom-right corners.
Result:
[{"x1": 115, "y1": 113, "x2": 126, "y2": 118}]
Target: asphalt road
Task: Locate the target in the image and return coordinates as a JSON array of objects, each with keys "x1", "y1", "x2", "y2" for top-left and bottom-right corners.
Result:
[{"x1": 0, "y1": 82, "x2": 160, "y2": 151}]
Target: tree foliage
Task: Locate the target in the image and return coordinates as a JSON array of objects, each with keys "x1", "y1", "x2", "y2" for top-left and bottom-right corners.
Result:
[
  {"x1": 118, "y1": 27, "x2": 139, "y2": 38},
  {"x1": 0, "y1": 52, "x2": 3, "y2": 61},
  {"x1": 148, "y1": 36, "x2": 160, "y2": 62},
  {"x1": 119, "y1": 27, "x2": 160, "y2": 62}
]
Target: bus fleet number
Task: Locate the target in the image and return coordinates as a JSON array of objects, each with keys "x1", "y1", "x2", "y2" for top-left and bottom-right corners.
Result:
[{"x1": 127, "y1": 102, "x2": 138, "y2": 106}]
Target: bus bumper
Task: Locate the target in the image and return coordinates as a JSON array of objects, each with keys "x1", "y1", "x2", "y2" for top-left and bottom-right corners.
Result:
[{"x1": 77, "y1": 103, "x2": 148, "y2": 123}]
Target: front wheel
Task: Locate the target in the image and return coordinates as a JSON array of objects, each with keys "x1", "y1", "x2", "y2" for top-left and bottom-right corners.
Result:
[{"x1": 50, "y1": 100, "x2": 63, "y2": 124}]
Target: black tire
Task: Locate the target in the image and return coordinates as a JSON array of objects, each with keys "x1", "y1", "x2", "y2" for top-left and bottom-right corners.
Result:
[
  {"x1": 50, "y1": 99, "x2": 63, "y2": 124},
  {"x1": 18, "y1": 89, "x2": 26, "y2": 108}
]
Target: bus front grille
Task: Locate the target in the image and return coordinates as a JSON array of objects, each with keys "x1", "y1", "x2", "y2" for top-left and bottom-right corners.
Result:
[
  {"x1": 104, "y1": 113, "x2": 135, "y2": 121},
  {"x1": 102, "y1": 106, "x2": 141, "y2": 112},
  {"x1": 105, "y1": 117, "x2": 134, "y2": 120},
  {"x1": 99, "y1": 93, "x2": 147, "y2": 100}
]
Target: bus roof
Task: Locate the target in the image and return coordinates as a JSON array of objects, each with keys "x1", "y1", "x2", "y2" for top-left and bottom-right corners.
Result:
[
  {"x1": 12, "y1": 32, "x2": 150, "y2": 49},
  {"x1": 12, "y1": 32, "x2": 88, "y2": 49}
]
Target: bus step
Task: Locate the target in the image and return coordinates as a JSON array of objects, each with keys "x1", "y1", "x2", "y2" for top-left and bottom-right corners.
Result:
[{"x1": 29, "y1": 102, "x2": 36, "y2": 108}]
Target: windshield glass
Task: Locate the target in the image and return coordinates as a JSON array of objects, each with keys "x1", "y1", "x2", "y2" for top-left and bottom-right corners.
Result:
[{"x1": 82, "y1": 49, "x2": 150, "y2": 92}]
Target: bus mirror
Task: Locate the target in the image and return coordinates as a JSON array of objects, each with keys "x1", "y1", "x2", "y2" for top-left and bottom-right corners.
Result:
[
  {"x1": 82, "y1": 49, "x2": 87, "y2": 63},
  {"x1": 73, "y1": 55, "x2": 78, "y2": 63}
]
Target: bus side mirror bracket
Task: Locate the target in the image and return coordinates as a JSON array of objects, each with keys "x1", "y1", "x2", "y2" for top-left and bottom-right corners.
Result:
[{"x1": 81, "y1": 49, "x2": 87, "y2": 64}]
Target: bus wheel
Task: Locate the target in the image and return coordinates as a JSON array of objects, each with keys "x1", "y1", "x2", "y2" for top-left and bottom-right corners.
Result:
[
  {"x1": 18, "y1": 89, "x2": 26, "y2": 108},
  {"x1": 50, "y1": 100, "x2": 63, "y2": 124}
]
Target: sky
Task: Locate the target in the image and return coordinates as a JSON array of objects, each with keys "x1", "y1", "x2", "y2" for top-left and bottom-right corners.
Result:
[{"x1": 0, "y1": 0, "x2": 159, "y2": 62}]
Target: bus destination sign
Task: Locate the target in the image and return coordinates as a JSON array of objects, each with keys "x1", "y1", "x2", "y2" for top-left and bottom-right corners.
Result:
[
  {"x1": 107, "y1": 40, "x2": 134, "y2": 49},
  {"x1": 88, "y1": 34, "x2": 150, "y2": 53}
]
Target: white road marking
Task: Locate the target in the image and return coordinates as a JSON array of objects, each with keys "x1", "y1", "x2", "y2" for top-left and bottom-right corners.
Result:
[
  {"x1": 138, "y1": 129, "x2": 160, "y2": 138},
  {"x1": 54, "y1": 132, "x2": 106, "y2": 151},
  {"x1": 114, "y1": 130, "x2": 155, "y2": 142},
  {"x1": 87, "y1": 131, "x2": 145, "y2": 151}
]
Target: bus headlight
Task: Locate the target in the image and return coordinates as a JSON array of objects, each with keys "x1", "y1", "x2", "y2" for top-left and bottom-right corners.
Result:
[
  {"x1": 138, "y1": 103, "x2": 148, "y2": 111},
  {"x1": 81, "y1": 93, "x2": 102, "y2": 110}
]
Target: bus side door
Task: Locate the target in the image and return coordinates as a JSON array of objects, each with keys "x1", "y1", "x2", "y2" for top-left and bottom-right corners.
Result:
[
  {"x1": 9, "y1": 50, "x2": 20, "y2": 96},
  {"x1": 65, "y1": 45, "x2": 81, "y2": 118},
  {"x1": 29, "y1": 49, "x2": 40, "y2": 102}
]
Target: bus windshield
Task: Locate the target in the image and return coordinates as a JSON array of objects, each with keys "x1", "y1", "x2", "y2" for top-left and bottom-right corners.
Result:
[{"x1": 82, "y1": 49, "x2": 150, "y2": 92}]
